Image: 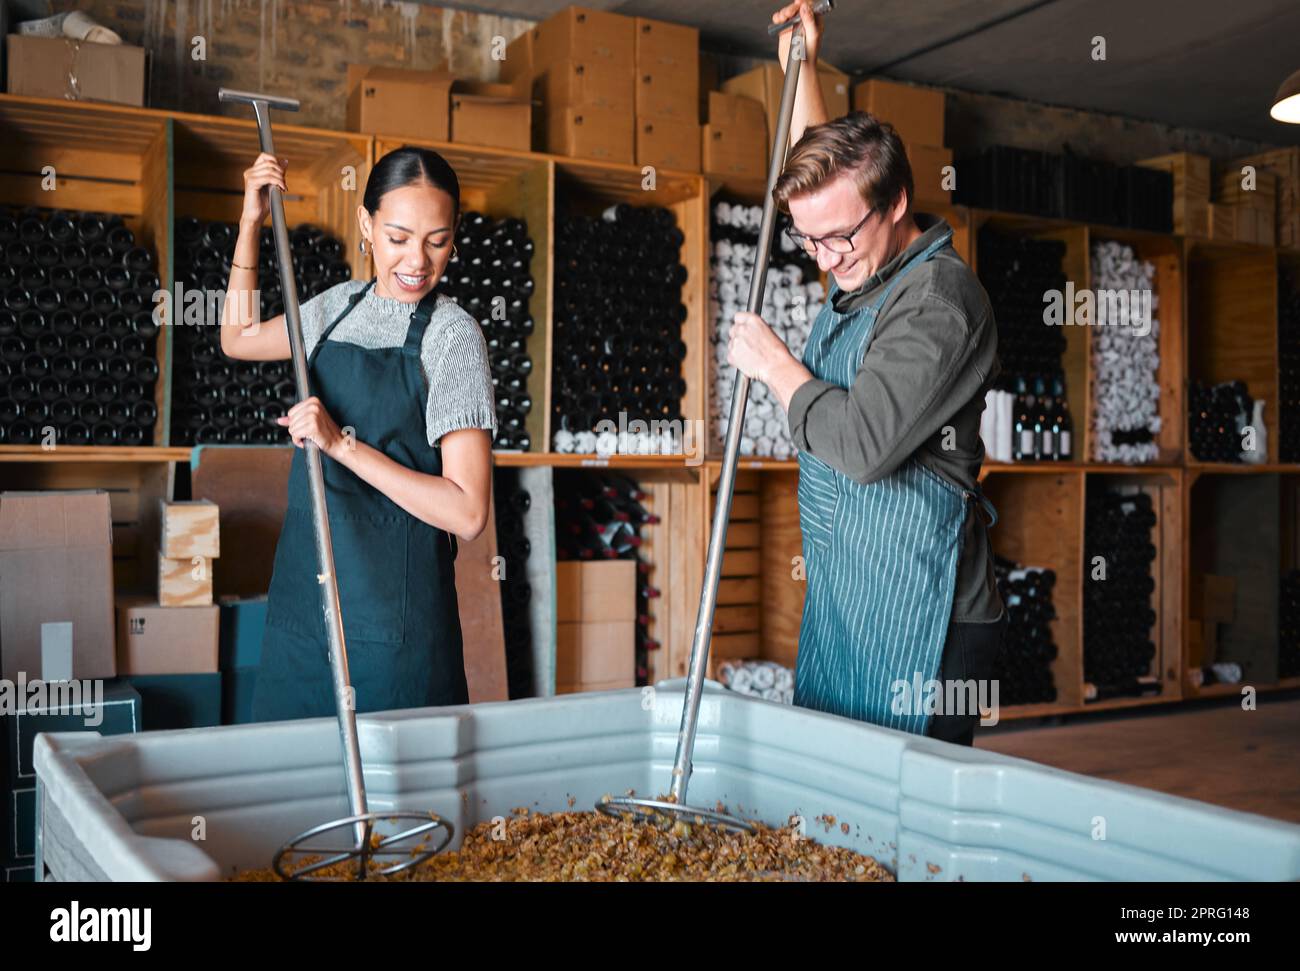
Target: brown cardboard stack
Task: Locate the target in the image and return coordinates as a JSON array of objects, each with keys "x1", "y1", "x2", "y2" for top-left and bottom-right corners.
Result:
[
  {"x1": 722, "y1": 60, "x2": 851, "y2": 150},
  {"x1": 117, "y1": 500, "x2": 220, "y2": 676},
  {"x1": 346, "y1": 64, "x2": 454, "y2": 141},
  {"x1": 702, "y1": 91, "x2": 767, "y2": 181},
  {"x1": 1136, "y1": 152, "x2": 1211, "y2": 237},
  {"x1": 555, "y1": 560, "x2": 635, "y2": 693},
  {"x1": 156, "y1": 500, "x2": 219, "y2": 607},
  {"x1": 0, "y1": 490, "x2": 116, "y2": 681},
  {"x1": 528, "y1": 6, "x2": 636, "y2": 163},
  {"x1": 1217, "y1": 164, "x2": 1281, "y2": 246},
  {"x1": 6, "y1": 34, "x2": 147, "y2": 106},
  {"x1": 634, "y1": 17, "x2": 700, "y2": 172},
  {"x1": 852, "y1": 79, "x2": 952, "y2": 207},
  {"x1": 1231, "y1": 148, "x2": 1300, "y2": 248}
]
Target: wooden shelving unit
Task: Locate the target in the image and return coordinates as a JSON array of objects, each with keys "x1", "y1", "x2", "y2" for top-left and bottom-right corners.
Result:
[{"x1": 3, "y1": 91, "x2": 1297, "y2": 723}]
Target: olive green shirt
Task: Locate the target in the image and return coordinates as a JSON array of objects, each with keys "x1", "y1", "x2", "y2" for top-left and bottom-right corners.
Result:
[{"x1": 787, "y1": 214, "x2": 1003, "y2": 623}]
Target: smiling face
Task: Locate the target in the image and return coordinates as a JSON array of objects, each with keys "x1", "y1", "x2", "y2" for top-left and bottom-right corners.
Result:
[
  {"x1": 786, "y1": 170, "x2": 912, "y2": 293},
  {"x1": 357, "y1": 183, "x2": 458, "y2": 302}
]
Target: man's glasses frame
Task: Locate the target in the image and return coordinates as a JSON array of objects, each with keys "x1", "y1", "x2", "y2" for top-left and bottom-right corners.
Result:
[{"x1": 784, "y1": 207, "x2": 876, "y2": 255}]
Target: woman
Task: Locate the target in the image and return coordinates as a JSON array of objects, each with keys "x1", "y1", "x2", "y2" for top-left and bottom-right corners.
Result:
[{"x1": 219, "y1": 146, "x2": 496, "y2": 721}]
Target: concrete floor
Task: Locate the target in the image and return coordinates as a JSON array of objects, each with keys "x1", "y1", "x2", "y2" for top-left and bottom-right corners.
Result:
[{"x1": 975, "y1": 694, "x2": 1300, "y2": 825}]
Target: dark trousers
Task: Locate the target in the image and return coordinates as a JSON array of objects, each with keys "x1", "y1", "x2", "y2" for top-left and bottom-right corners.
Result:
[{"x1": 925, "y1": 614, "x2": 1009, "y2": 746}]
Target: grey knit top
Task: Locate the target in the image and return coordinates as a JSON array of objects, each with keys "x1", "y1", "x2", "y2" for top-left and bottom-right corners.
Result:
[{"x1": 298, "y1": 279, "x2": 497, "y2": 447}]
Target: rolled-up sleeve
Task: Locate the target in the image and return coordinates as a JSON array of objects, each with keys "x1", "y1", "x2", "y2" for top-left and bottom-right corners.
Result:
[{"x1": 788, "y1": 291, "x2": 983, "y2": 484}]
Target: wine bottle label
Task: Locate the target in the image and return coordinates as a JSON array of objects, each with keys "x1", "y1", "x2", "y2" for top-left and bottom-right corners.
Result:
[
  {"x1": 1059, "y1": 431, "x2": 1071, "y2": 455},
  {"x1": 1019, "y1": 430, "x2": 1033, "y2": 455}
]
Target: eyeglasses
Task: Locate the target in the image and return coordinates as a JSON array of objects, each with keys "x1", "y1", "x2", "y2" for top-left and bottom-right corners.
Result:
[{"x1": 784, "y1": 208, "x2": 875, "y2": 254}]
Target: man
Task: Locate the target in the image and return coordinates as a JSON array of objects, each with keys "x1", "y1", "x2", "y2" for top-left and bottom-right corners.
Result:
[{"x1": 727, "y1": 0, "x2": 1006, "y2": 745}]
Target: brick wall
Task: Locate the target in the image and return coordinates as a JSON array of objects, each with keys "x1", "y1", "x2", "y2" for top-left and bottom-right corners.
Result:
[{"x1": 48, "y1": 0, "x2": 531, "y2": 129}]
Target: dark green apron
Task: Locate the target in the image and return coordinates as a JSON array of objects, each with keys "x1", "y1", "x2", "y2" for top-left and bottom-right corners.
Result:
[{"x1": 252, "y1": 280, "x2": 468, "y2": 721}]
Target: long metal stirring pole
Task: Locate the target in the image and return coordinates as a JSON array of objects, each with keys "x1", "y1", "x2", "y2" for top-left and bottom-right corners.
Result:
[
  {"x1": 218, "y1": 88, "x2": 369, "y2": 847},
  {"x1": 668, "y1": 32, "x2": 807, "y2": 805}
]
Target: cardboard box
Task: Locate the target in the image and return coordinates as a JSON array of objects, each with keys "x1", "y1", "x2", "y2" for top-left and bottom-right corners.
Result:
[
  {"x1": 346, "y1": 63, "x2": 453, "y2": 141},
  {"x1": 702, "y1": 92, "x2": 767, "y2": 181},
  {"x1": 555, "y1": 559, "x2": 636, "y2": 623},
  {"x1": 115, "y1": 595, "x2": 219, "y2": 675},
  {"x1": 122, "y1": 673, "x2": 222, "y2": 732},
  {"x1": 556, "y1": 620, "x2": 635, "y2": 687},
  {"x1": 543, "y1": 104, "x2": 634, "y2": 163},
  {"x1": 1138, "y1": 153, "x2": 1212, "y2": 236},
  {"x1": 531, "y1": 6, "x2": 634, "y2": 75},
  {"x1": 451, "y1": 79, "x2": 532, "y2": 151},
  {"x1": 1216, "y1": 169, "x2": 1276, "y2": 209},
  {"x1": 498, "y1": 29, "x2": 533, "y2": 84},
  {"x1": 637, "y1": 116, "x2": 701, "y2": 172},
  {"x1": 634, "y1": 17, "x2": 697, "y2": 71},
  {"x1": 0, "y1": 490, "x2": 115, "y2": 682},
  {"x1": 6, "y1": 34, "x2": 147, "y2": 107},
  {"x1": 723, "y1": 60, "x2": 851, "y2": 151},
  {"x1": 909, "y1": 143, "x2": 954, "y2": 207},
  {"x1": 852, "y1": 77, "x2": 945, "y2": 149},
  {"x1": 4, "y1": 679, "x2": 140, "y2": 785},
  {"x1": 538, "y1": 58, "x2": 633, "y2": 111},
  {"x1": 635, "y1": 67, "x2": 697, "y2": 122},
  {"x1": 159, "y1": 499, "x2": 220, "y2": 559},
  {"x1": 556, "y1": 677, "x2": 636, "y2": 695},
  {"x1": 158, "y1": 550, "x2": 213, "y2": 607},
  {"x1": 218, "y1": 596, "x2": 267, "y2": 670}
]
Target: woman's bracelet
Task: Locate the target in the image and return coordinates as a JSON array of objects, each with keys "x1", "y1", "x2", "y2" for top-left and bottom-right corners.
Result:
[{"x1": 230, "y1": 259, "x2": 256, "y2": 270}]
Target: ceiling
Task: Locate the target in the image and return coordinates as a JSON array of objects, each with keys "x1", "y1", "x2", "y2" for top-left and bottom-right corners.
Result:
[{"x1": 434, "y1": 0, "x2": 1300, "y2": 145}]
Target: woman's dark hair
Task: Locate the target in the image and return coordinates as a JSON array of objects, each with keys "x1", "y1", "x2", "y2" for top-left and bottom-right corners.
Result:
[{"x1": 362, "y1": 146, "x2": 461, "y2": 220}]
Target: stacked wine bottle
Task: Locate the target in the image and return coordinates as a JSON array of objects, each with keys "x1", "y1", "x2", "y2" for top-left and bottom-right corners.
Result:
[
  {"x1": 493, "y1": 468, "x2": 535, "y2": 699},
  {"x1": 554, "y1": 470, "x2": 661, "y2": 684},
  {"x1": 1279, "y1": 267, "x2": 1300, "y2": 463},
  {"x1": 1281, "y1": 570, "x2": 1300, "y2": 680},
  {"x1": 169, "y1": 218, "x2": 352, "y2": 446},
  {"x1": 993, "y1": 555, "x2": 1059, "y2": 705},
  {"x1": 436, "y1": 211, "x2": 535, "y2": 451},
  {"x1": 1188, "y1": 380, "x2": 1253, "y2": 462},
  {"x1": 1083, "y1": 487, "x2": 1159, "y2": 700},
  {"x1": 0, "y1": 206, "x2": 161, "y2": 446},
  {"x1": 1090, "y1": 239, "x2": 1160, "y2": 463},
  {"x1": 710, "y1": 200, "x2": 826, "y2": 459},
  {"x1": 550, "y1": 204, "x2": 689, "y2": 455},
  {"x1": 977, "y1": 228, "x2": 1072, "y2": 462}
]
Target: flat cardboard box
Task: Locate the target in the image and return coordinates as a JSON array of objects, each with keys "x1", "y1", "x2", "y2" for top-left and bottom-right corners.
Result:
[
  {"x1": 498, "y1": 29, "x2": 533, "y2": 84},
  {"x1": 723, "y1": 60, "x2": 851, "y2": 150},
  {"x1": 909, "y1": 143, "x2": 954, "y2": 206},
  {"x1": 538, "y1": 58, "x2": 633, "y2": 112},
  {"x1": 852, "y1": 77, "x2": 945, "y2": 150},
  {"x1": 555, "y1": 560, "x2": 636, "y2": 623},
  {"x1": 531, "y1": 6, "x2": 634, "y2": 76},
  {"x1": 450, "y1": 79, "x2": 532, "y2": 151},
  {"x1": 543, "y1": 104, "x2": 634, "y2": 163},
  {"x1": 556, "y1": 619, "x2": 635, "y2": 685},
  {"x1": 346, "y1": 63, "x2": 453, "y2": 141},
  {"x1": 635, "y1": 67, "x2": 697, "y2": 122},
  {"x1": 6, "y1": 34, "x2": 147, "y2": 107},
  {"x1": 158, "y1": 499, "x2": 220, "y2": 559},
  {"x1": 115, "y1": 595, "x2": 219, "y2": 675},
  {"x1": 158, "y1": 550, "x2": 214, "y2": 607},
  {"x1": 0, "y1": 490, "x2": 115, "y2": 682},
  {"x1": 636, "y1": 116, "x2": 701, "y2": 172}
]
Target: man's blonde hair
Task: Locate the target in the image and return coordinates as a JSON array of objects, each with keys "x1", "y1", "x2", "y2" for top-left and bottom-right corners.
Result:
[{"x1": 773, "y1": 111, "x2": 915, "y2": 216}]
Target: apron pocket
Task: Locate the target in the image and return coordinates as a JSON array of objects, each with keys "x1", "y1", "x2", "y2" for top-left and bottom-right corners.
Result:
[
  {"x1": 330, "y1": 513, "x2": 409, "y2": 644},
  {"x1": 796, "y1": 454, "x2": 839, "y2": 552}
]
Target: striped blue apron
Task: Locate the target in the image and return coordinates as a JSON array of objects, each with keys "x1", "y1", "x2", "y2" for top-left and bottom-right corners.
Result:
[{"x1": 793, "y1": 228, "x2": 983, "y2": 735}]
